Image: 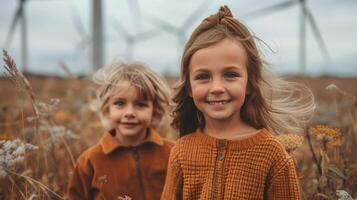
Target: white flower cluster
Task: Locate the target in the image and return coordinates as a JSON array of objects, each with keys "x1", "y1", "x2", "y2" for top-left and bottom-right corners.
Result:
[
  {"x1": 36, "y1": 98, "x2": 60, "y2": 117},
  {"x1": 40, "y1": 122, "x2": 79, "y2": 152},
  {"x1": 0, "y1": 139, "x2": 38, "y2": 178}
]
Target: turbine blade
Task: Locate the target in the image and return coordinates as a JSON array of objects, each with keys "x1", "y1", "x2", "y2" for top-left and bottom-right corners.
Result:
[
  {"x1": 181, "y1": 0, "x2": 214, "y2": 29},
  {"x1": 71, "y1": 6, "x2": 87, "y2": 39},
  {"x1": 4, "y1": 4, "x2": 23, "y2": 48},
  {"x1": 112, "y1": 18, "x2": 131, "y2": 38},
  {"x1": 244, "y1": 0, "x2": 297, "y2": 19},
  {"x1": 148, "y1": 15, "x2": 177, "y2": 34},
  {"x1": 306, "y1": 8, "x2": 330, "y2": 63},
  {"x1": 134, "y1": 29, "x2": 159, "y2": 41},
  {"x1": 127, "y1": 0, "x2": 142, "y2": 25}
]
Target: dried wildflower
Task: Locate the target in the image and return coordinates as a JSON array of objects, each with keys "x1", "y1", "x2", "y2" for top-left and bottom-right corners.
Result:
[
  {"x1": 98, "y1": 174, "x2": 108, "y2": 183},
  {"x1": 336, "y1": 190, "x2": 355, "y2": 200},
  {"x1": 325, "y1": 84, "x2": 338, "y2": 91},
  {"x1": 36, "y1": 98, "x2": 60, "y2": 117},
  {"x1": 39, "y1": 122, "x2": 79, "y2": 151},
  {"x1": 276, "y1": 134, "x2": 304, "y2": 152},
  {"x1": 309, "y1": 125, "x2": 342, "y2": 146},
  {"x1": 54, "y1": 111, "x2": 73, "y2": 123},
  {"x1": 117, "y1": 195, "x2": 132, "y2": 200},
  {"x1": 0, "y1": 139, "x2": 38, "y2": 178}
]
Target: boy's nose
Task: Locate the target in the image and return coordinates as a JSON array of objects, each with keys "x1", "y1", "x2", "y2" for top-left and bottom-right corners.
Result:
[{"x1": 123, "y1": 106, "x2": 136, "y2": 118}]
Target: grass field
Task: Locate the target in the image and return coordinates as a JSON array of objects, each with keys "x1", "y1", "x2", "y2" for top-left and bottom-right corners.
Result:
[{"x1": 1, "y1": 68, "x2": 356, "y2": 199}]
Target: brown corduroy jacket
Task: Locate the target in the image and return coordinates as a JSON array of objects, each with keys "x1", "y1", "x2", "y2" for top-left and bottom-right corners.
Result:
[{"x1": 68, "y1": 129, "x2": 173, "y2": 200}]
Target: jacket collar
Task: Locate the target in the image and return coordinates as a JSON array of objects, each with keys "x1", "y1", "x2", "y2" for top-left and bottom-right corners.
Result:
[{"x1": 100, "y1": 129, "x2": 164, "y2": 154}]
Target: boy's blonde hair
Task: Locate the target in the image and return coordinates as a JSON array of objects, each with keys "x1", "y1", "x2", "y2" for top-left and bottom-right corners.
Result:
[
  {"x1": 172, "y1": 5, "x2": 315, "y2": 136},
  {"x1": 92, "y1": 61, "x2": 171, "y2": 129}
]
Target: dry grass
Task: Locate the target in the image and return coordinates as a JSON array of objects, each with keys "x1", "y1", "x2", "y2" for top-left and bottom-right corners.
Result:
[{"x1": 1, "y1": 51, "x2": 356, "y2": 199}]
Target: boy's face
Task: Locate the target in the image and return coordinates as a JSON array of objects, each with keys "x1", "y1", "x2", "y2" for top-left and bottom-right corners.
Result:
[
  {"x1": 104, "y1": 83, "x2": 154, "y2": 143},
  {"x1": 189, "y1": 37, "x2": 249, "y2": 124}
]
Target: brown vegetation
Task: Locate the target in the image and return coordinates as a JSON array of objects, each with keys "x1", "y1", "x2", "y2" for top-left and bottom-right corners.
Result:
[{"x1": 1, "y1": 51, "x2": 356, "y2": 199}]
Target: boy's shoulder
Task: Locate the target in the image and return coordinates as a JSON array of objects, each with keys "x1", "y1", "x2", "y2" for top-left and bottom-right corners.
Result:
[
  {"x1": 162, "y1": 138, "x2": 175, "y2": 148},
  {"x1": 76, "y1": 142, "x2": 105, "y2": 164}
]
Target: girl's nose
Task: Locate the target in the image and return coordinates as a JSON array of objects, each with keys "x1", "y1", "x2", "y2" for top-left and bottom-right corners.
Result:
[{"x1": 210, "y1": 80, "x2": 225, "y2": 95}]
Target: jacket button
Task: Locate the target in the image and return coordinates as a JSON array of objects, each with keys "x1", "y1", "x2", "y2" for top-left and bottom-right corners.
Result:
[
  {"x1": 217, "y1": 153, "x2": 224, "y2": 161},
  {"x1": 218, "y1": 140, "x2": 226, "y2": 148}
]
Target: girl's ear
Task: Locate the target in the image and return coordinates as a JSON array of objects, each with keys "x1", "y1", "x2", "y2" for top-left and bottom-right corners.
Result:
[
  {"x1": 245, "y1": 82, "x2": 251, "y2": 95},
  {"x1": 246, "y1": 86, "x2": 251, "y2": 95}
]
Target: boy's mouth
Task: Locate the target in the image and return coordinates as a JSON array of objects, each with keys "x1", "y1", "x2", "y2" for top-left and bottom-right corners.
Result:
[
  {"x1": 120, "y1": 122, "x2": 139, "y2": 126},
  {"x1": 205, "y1": 100, "x2": 231, "y2": 105}
]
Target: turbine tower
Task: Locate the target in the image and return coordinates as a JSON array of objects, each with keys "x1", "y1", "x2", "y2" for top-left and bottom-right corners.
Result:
[{"x1": 244, "y1": 0, "x2": 330, "y2": 73}]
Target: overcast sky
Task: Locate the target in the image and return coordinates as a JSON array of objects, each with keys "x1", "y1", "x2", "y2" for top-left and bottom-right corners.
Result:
[{"x1": 0, "y1": 0, "x2": 356, "y2": 77}]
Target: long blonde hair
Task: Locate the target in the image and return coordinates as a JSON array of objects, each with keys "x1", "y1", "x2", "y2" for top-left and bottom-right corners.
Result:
[
  {"x1": 92, "y1": 61, "x2": 172, "y2": 129},
  {"x1": 172, "y1": 5, "x2": 315, "y2": 136}
]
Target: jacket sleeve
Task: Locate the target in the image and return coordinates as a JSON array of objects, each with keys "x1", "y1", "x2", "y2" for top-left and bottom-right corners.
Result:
[
  {"x1": 161, "y1": 143, "x2": 183, "y2": 200},
  {"x1": 266, "y1": 157, "x2": 302, "y2": 200},
  {"x1": 67, "y1": 155, "x2": 94, "y2": 200}
]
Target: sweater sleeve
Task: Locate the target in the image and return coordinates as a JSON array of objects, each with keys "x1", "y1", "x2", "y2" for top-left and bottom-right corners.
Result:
[
  {"x1": 67, "y1": 155, "x2": 94, "y2": 200},
  {"x1": 160, "y1": 143, "x2": 183, "y2": 200},
  {"x1": 266, "y1": 157, "x2": 301, "y2": 200}
]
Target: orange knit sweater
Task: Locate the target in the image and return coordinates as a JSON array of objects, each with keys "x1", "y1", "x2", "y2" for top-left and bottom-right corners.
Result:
[{"x1": 161, "y1": 128, "x2": 301, "y2": 200}]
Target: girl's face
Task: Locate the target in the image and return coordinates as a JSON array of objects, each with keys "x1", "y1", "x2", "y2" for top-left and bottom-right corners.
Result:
[
  {"x1": 105, "y1": 83, "x2": 154, "y2": 141},
  {"x1": 189, "y1": 38, "x2": 249, "y2": 124}
]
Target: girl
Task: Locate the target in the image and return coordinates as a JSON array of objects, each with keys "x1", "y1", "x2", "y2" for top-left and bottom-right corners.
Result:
[
  {"x1": 161, "y1": 5, "x2": 315, "y2": 200},
  {"x1": 68, "y1": 62, "x2": 173, "y2": 200}
]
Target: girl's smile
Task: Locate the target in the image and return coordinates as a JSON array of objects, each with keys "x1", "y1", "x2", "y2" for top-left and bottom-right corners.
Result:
[{"x1": 189, "y1": 37, "x2": 249, "y2": 124}]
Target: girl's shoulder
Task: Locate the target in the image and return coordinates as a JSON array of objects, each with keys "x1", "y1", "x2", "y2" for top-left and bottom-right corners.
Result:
[{"x1": 256, "y1": 130, "x2": 293, "y2": 163}]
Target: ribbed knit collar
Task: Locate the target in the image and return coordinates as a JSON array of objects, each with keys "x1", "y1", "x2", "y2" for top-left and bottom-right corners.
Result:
[
  {"x1": 100, "y1": 129, "x2": 164, "y2": 154},
  {"x1": 194, "y1": 128, "x2": 272, "y2": 150}
]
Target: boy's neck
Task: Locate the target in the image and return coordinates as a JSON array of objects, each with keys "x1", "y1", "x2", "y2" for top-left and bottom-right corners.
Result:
[{"x1": 114, "y1": 129, "x2": 148, "y2": 147}]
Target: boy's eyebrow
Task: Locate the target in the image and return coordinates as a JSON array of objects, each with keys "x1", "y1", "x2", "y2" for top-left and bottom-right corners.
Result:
[{"x1": 110, "y1": 95, "x2": 126, "y2": 101}]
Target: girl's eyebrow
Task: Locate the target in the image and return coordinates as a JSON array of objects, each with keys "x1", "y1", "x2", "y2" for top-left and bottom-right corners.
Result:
[
  {"x1": 224, "y1": 66, "x2": 242, "y2": 71},
  {"x1": 191, "y1": 68, "x2": 210, "y2": 73}
]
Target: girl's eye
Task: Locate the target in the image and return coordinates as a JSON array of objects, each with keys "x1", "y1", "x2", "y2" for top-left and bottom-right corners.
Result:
[
  {"x1": 224, "y1": 71, "x2": 239, "y2": 79},
  {"x1": 194, "y1": 73, "x2": 210, "y2": 80}
]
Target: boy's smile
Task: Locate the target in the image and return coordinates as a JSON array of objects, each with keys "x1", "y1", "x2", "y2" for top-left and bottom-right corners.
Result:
[{"x1": 104, "y1": 83, "x2": 154, "y2": 145}]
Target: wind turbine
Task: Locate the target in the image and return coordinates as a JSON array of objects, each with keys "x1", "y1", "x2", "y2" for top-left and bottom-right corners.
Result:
[
  {"x1": 91, "y1": 0, "x2": 104, "y2": 71},
  {"x1": 71, "y1": 6, "x2": 91, "y2": 61},
  {"x1": 4, "y1": 0, "x2": 29, "y2": 72},
  {"x1": 127, "y1": 0, "x2": 142, "y2": 28},
  {"x1": 244, "y1": 0, "x2": 330, "y2": 73},
  {"x1": 148, "y1": 0, "x2": 214, "y2": 63},
  {"x1": 112, "y1": 18, "x2": 159, "y2": 61}
]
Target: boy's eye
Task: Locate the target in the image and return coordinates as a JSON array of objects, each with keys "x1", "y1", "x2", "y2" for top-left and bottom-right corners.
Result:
[
  {"x1": 224, "y1": 71, "x2": 239, "y2": 79},
  {"x1": 194, "y1": 73, "x2": 210, "y2": 80},
  {"x1": 136, "y1": 101, "x2": 149, "y2": 108},
  {"x1": 114, "y1": 101, "x2": 125, "y2": 107}
]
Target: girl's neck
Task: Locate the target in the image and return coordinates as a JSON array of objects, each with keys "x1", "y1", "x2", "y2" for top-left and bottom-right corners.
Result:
[{"x1": 203, "y1": 117, "x2": 258, "y2": 140}]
